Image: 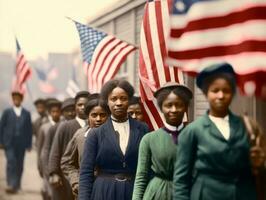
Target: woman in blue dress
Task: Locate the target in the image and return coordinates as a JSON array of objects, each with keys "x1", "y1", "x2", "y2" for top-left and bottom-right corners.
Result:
[{"x1": 78, "y1": 79, "x2": 149, "y2": 200}]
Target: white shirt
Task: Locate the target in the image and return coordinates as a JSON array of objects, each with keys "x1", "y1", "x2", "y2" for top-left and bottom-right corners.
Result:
[
  {"x1": 13, "y1": 106, "x2": 22, "y2": 117},
  {"x1": 209, "y1": 115, "x2": 230, "y2": 140},
  {"x1": 48, "y1": 115, "x2": 56, "y2": 126},
  {"x1": 111, "y1": 117, "x2": 130, "y2": 155},
  {"x1": 76, "y1": 116, "x2": 87, "y2": 128},
  {"x1": 164, "y1": 122, "x2": 184, "y2": 132}
]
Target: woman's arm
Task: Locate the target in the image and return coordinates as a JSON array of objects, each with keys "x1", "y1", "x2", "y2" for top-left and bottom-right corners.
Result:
[
  {"x1": 173, "y1": 127, "x2": 197, "y2": 200},
  {"x1": 78, "y1": 129, "x2": 98, "y2": 200},
  {"x1": 132, "y1": 134, "x2": 152, "y2": 200}
]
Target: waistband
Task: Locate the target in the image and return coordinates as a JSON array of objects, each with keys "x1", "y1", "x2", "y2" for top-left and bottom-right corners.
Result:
[
  {"x1": 97, "y1": 172, "x2": 134, "y2": 182},
  {"x1": 154, "y1": 173, "x2": 173, "y2": 181}
]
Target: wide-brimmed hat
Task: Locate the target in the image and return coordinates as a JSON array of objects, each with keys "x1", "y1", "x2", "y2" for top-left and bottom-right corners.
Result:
[
  {"x1": 196, "y1": 62, "x2": 236, "y2": 90},
  {"x1": 154, "y1": 82, "x2": 192, "y2": 100}
]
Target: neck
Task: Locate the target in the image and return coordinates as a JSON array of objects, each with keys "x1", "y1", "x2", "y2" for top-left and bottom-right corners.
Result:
[
  {"x1": 111, "y1": 115, "x2": 128, "y2": 123},
  {"x1": 209, "y1": 110, "x2": 229, "y2": 118}
]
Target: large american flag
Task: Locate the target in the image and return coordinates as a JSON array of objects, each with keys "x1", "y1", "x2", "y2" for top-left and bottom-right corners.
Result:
[
  {"x1": 139, "y1": 0, "x2": 185, "y2": 130},
  {"x1": 167, "y1": 0, "x2": 266, "y2": 99},
  {"x1": 73, "y1": 20, "x2": 137, "y2": 93},
  {"x1": 12, "y1": 39, "x2": 32, "y2": 94}
]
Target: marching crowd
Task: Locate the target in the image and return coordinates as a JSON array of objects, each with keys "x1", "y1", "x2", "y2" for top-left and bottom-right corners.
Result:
[{"x1": 0, "y1": 63, "x2": 266, "y2": 200}]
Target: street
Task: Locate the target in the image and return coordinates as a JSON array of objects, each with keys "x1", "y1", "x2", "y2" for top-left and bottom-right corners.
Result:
[{"x1": 0, "y1": 149, "x2": 42, "y2": 200}]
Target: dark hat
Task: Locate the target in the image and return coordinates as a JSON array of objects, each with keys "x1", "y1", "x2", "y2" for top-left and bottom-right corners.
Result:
[
  {"x1": 154, "y1": 82, "x2": 193, "y2": 100},
  {"x1": 196, "y1": 62, "x2": 236, "y2": 89},
  {"x1": 34, "y1": 98, "x2": 46, "y2": 106},
  {"x1": 11, "y1": 91, "x2": 23, "y2": 98},
  {"x1": 61, "y1": 98, "x2": 75, "y2": 110},
  {"x1": 75, "y1": 91, "x2": 90, "y2": 102},
  {"x1": 88, "y1": 93, "x2": 100, "y2": 101},
  {"x1": 46, "y1": 99, "x2": 62, "y2": 110}
]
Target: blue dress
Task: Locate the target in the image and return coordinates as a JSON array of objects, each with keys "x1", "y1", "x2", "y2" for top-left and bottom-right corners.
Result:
[{"x1": 78, "y1": 117, "x2": 149, "y2": 200}]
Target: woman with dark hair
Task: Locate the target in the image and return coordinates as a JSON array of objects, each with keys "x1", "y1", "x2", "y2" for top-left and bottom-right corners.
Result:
[
  {"x1": 173, "y1": 63, "x2": 259, "y2": 200},
  {"x1": 127, "y1": 96, "x2": 144, "y2": 122},
  {"x1": 132, "y1": 82, "x2": 193, "y2": 200},
  {"x1": 78, "y1": 79, "x2": 149, "y2": 200},
  {"x1": 61, "y1": 94, "x2": 109, "y2": 199}
]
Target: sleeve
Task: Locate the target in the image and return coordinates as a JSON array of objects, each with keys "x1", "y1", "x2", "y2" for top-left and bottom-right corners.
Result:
[
  {"x1": 0, "y1": 110, "x2": 8, "y2": 145},
  {"x1": 41, "y1": 126, "x2": 55, "y2": 177},
  {"x1": 78, "y1": 129, "x2": 98, "y2": 200},
  {"x1": 132, "y1": 134, "x2": 152, "y2": 200},
  {"x1": 173, "y1": 126, "x2": 197, "y2": 200},
  {"x1": 61, "y1": 133, "x2": 80, "y2": 189},
  {"x1": 48, "y1": 122, "x2": 65, "y2": 175},
  {"x1": 25, "y1": 112, "x2": 33, "y2": 149},
  {"x1": 37, "y1": 126, "x2": 45, "y2": 174}
]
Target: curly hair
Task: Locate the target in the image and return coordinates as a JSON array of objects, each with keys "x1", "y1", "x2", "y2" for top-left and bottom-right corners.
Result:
[{"x1": 100, "y1": 79, "x2": 135, "y2": 102}]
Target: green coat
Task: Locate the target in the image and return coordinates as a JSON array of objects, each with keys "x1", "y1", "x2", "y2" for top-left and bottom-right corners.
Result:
[
  {"x1": 132, "y1": 128, "x2": 177, "y2": 200},
  {"x1": 173, "y1": 112, "x2": 257, "y2": 200}
]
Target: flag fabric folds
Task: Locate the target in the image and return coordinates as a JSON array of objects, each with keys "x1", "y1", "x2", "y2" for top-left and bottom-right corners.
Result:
[
  {"x1": 167, "y1": 0, "x2": 266, "y2": 99},
  {"x1": 35, "y1": 67, "x2": 57, "y2": 94},
  {"x1": 73, "y1": 20, "x2": 137, "y2": 93},
  {"x1": 139, "y1": 0, "x2": 185, "y2": 130},
  {"x1": 12, "y1": 39, "x2": 32, "y2": 94}
]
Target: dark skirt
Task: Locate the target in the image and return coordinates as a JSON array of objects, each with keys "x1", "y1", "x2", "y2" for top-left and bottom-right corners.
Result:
[{"x1": 91, "y1": 176, "x2": 134, "y2": 200}]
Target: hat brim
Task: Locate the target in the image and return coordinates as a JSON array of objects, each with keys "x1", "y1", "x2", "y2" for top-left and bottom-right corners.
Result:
[
  {"x1": 154, "y1": 84, "x2": 192, "y2": 99},
  {"x1": 196, "y1": 63, "x2": 235, "y2": 89}
]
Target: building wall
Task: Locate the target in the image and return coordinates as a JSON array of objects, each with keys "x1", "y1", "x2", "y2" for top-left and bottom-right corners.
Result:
[{"x1": 88, "y1": 0, "x2": 265, "y2": 127}]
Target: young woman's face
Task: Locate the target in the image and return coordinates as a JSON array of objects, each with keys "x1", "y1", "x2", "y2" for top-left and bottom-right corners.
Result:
[
  {"x1": 162, "y1": 92, "x2": 187, "y2": 126},
  {"x1": 108, "y1": 87, "x2": 129, "y2": 120},
  {"x1": 127, "y1": 104, "x2": 144, "y2": 122},
  {"x1": 88, "y1": 106, "x2": 108, "y2": 128},
  {"x1": 207, "y1": 78, "x2": 233, "y2": 117}
]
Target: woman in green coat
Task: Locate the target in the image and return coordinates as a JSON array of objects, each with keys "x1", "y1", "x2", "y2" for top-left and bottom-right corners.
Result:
[
  {"x1": 132, "y1": 82, "x2": 193, "y2": 200},
  {"x1": 173, "y1": 63, "x2": 257, "y2": 200}
]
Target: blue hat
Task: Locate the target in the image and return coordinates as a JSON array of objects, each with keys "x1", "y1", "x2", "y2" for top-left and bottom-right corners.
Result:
[{"x1": 196, "y1": 63, "x2": 236, "y2": 90}]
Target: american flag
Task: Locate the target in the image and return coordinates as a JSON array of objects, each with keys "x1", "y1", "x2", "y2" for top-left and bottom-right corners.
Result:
[
  {"x1": 139, "y1": 0, "x2": 185, "y2": 130},
  {"x1": 35, "y1": 67, "x2": 57, "y2": 94},
  {"x1": 167, "y1": 0, "x2": 266, "y2": 99},
  {"x1": 72, "y1": 20, "x2": 137, "y2": 93},
  {"x1": 12, "y1": 39, "x2": 32, "y2": 94}
]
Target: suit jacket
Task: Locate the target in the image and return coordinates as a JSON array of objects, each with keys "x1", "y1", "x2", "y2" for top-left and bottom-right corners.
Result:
[
  {"x1": 32, "y1": 115, "x2": 48, "y2": 137},
  {"x1": 61, "y1": 126, "x2": 89, "y2": 193},
  {"x1": 48, "y1": 118, "x2": 81, "y2": 176},
  {"x1": 173, "y1": 111, "x2": 257, "y2": 200},
  {"x1": 0, "y1": 107, "x2": 32, "y2": 149},
  {"x1": 78, "y1": 117, "x2": 149, "y2": 200}
]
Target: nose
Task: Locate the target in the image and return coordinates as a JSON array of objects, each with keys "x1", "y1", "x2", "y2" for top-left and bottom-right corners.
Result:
[
  {"x1": 217, "y1": 91, "x2": 225, "y2": 98},
  {"x1": 170, "y1": 105, "x2": 178, "y2": 112},
  {"x1": 115, "y1": 99, "x2": 122, "y2": 106},
  {"x1": 96, "y1": 115, "x2": 101, "y2": 121},
  {"x1": 131, "y1": 113, "x2": 136, "y2": 119}
]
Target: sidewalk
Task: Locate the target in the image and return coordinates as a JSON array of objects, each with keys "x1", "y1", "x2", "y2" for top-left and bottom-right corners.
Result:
[{"x1": 0, "y1": 149, "x2": 42, "y2": 200}]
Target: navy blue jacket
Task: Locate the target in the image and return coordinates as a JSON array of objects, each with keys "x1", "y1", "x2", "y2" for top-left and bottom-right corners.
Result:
[
  {"x1": 0, "y1": 107, "x2": 32, "y2": 149},
  {"x1": 79, "y1": 117, "x2": 149, "y2": 200}
]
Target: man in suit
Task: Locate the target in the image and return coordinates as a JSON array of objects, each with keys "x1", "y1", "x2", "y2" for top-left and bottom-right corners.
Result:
[
  {"x1": 48, "y1": 91, "x2": 90, "y2": 200},
  {"x1": 0, "y1": 91, "x2": 32, "y2": 194},
  {"x1": 32, "y1": 98, "x2": 48, "y2": 140}
]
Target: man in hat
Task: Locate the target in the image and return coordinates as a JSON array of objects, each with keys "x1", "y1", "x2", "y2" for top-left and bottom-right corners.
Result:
[
  {"x1": 48, "y1": 91, "x2": 90, "y2": 200},
  {"x1": 37, "y1": 99, "x2": 62, "y2": 200},
  {"x1": 40, "y1": 98, "x2": 76, "y2": 184},
  {"x1": 0, "y1": 92, "x2": 32, "y2": 194},
  {"x1": 32, "y1": 98, "x2": 48, "y2": 139}
]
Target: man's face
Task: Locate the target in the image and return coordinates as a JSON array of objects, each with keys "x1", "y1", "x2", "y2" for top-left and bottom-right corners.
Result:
[
  {"x1": 12, "y1": 95, "x2": 23, "y2": 107},
  {"x1": 63, "y1": 106, "x2": 76, "y2": 120},
  {"x1": 75, "y1": 97, "x2": 88, "y2": 119},
  {"x1": 49, "y1": 107, "x2": 61, "y2": 123},
  {"x1": 36, "y1": 103, "x2": 46, "y2": 116}
]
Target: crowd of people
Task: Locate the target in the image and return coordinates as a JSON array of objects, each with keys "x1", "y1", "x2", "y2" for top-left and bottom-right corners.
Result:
[{"x1": 0, "y1": 63, "x2": 265, "y2": 200}]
